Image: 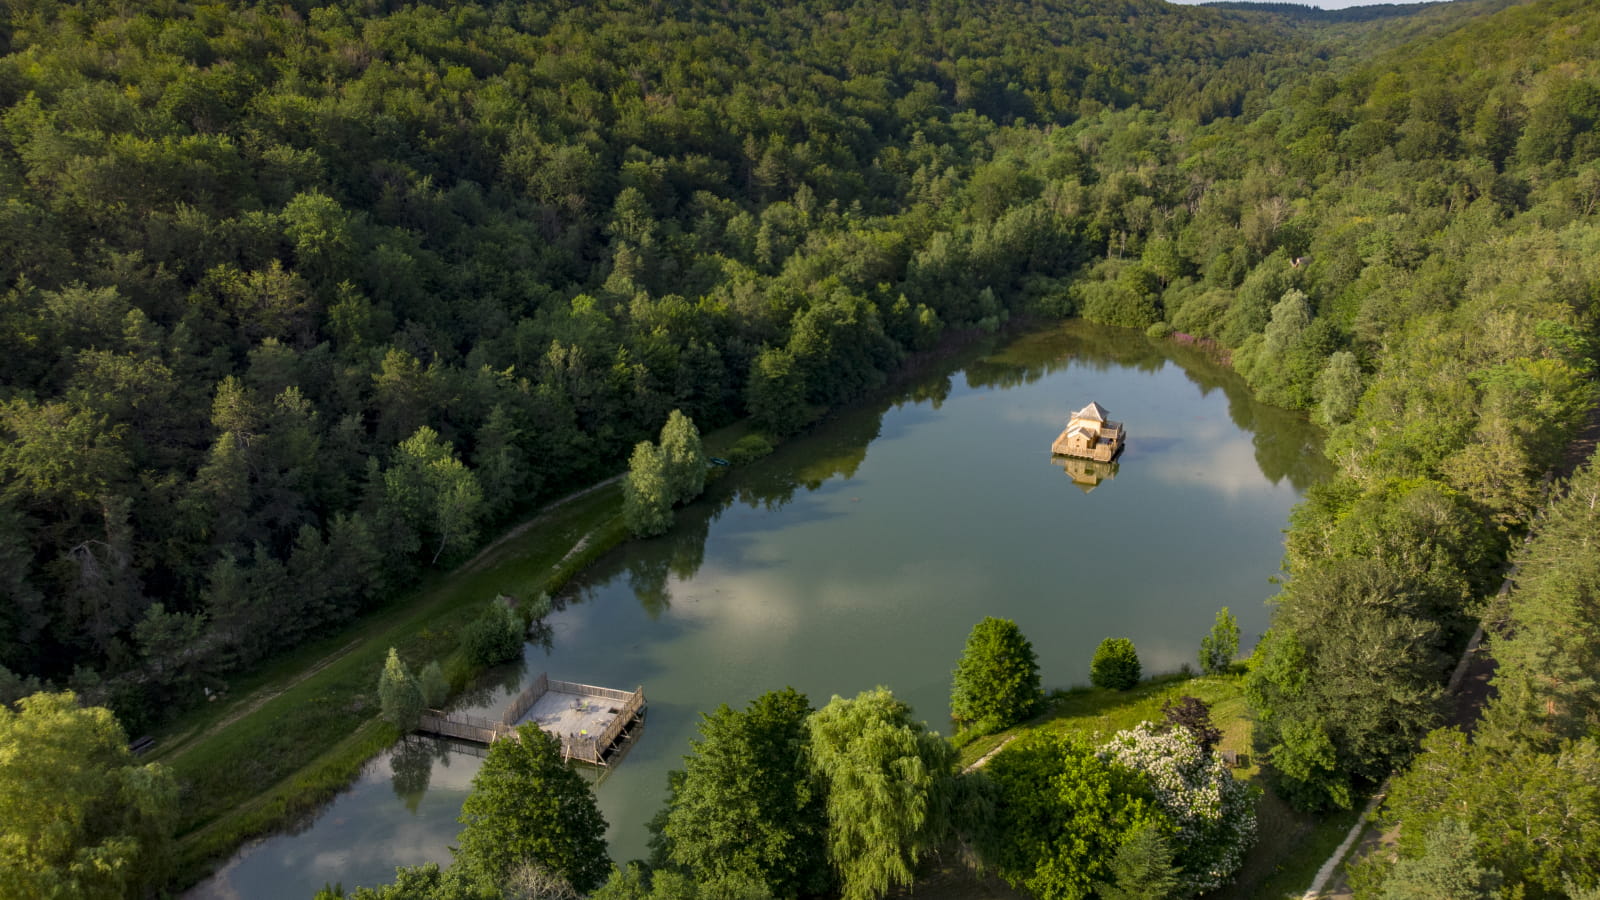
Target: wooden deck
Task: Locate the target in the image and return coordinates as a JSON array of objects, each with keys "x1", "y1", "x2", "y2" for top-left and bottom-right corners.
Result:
[
  {"x1": 415, "y1": 672, "x2": 645, "y2": 766},
  {"x1": 1050, "y1": 424, "x2": 1124, "y2": 461}
]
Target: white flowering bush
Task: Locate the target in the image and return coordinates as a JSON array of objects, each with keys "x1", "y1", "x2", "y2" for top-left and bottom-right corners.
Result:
[{"x1": 1099, "y1": 722, "x2": 1257, "y2": 895}]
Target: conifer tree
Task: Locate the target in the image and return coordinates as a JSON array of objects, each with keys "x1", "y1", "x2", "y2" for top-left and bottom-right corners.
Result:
[{"x1": 378, "y1": 648, "x2": 422, "y2": 732}]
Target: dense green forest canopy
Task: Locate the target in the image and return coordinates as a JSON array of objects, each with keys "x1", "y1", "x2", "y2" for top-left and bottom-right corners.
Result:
[
  {"x1": 0, "y1": 0, "x2": 1308, "y2": 727},
  {"x1": 3, "y1": 0, "x2": 1600, "y2": 892},
  {"x1": 1203, "y1": 2, "x2": 1444, "y2": 24}
]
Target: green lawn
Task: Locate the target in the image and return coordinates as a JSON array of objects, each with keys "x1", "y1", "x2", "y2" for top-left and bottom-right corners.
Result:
[
  {"x1": 956, "y1": 672, "x2": 1255, "y2": 774},
  {"x1": 946, "y1": 671, "x2": 1348, "y2": 900},
  {"x1": 155, "y1": 483, "x2": 629, "y2": 887},
  {"x1": 151, "y1": 420, "x2": 769, "y2": 890}
]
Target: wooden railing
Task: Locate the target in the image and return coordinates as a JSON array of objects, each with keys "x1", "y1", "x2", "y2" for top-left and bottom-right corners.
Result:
[
  {"x1": 417, "y1": 675, "x2": 645, "y2": 766},
  {"x1": 548, "y1": 679, "x2": 635, "y2": 704},
  {"x1": 500, "y1": 672, "x2": 549, "y2": 725},
  {"x1": 418, "y1": 710, "x2": 511, "y2": 744},
  {"x1": 594, "y1": 687, "x2": 646, "y2": 752},
  {"x1": 561, "y1": 733, "x2": 600, "y2": 763}
]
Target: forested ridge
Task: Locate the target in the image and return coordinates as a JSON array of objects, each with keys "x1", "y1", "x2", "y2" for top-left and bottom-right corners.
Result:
[
  {"x1": 0, "y1": 0, "x2": 1303, "y2": 728},
  {"x1": 4, "y1": 0, "x2": 1600, "y2": 895}
]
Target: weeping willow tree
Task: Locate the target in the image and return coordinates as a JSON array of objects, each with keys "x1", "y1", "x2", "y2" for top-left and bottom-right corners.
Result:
[{"x1": 806, "y1": 688, "x2": 958, "y2": 900}]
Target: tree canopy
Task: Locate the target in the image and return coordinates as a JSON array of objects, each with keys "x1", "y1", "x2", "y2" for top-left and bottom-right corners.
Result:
[
  {"x1": 950, "y1": 616, "x2": 1043, "y2": 734},
  {"x1": 806, "y1": 688, "x2": 958, "y2": 900},
  {"x1": 455, "y1": 725, "x2": 611, "y2": 892},
  {"x1": 980, "y1": 731, "x2": 1165, "y2": 900},
  {"x1": 657, "y1": 688, "x2": 829, "y2": 898},
  {"x1": 3, "y1": 0, "x2": 1600, "y2": 892},
  {"x1": 0, "y1": 692, "x2": 177, "y2": 900}
]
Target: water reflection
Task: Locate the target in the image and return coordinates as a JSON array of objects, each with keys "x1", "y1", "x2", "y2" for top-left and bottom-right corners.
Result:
[
  {"x1": 617, "y1": 321, "x2": 1329, "y2": 611},
  {"x1": 1053, "y1": 455, "x2": 1119, "y2": 492},
  {"x1": 448, "y1": 657, "x2": 528, "y2": 712},
  {"x1": 389, "y1": 737, "x2": 446, "y2": 813},
  {"x1": 192, "y1": 319, "x2": 1332, "y2": 899}
]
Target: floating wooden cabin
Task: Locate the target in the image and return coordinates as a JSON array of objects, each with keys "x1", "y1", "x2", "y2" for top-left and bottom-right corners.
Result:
[
  {"x1": 1051, "y1": 401, "x2": 1125, "y2": 462},
  {"x1": 417, "y1": 672, "x2": 645, "y2": 766}
]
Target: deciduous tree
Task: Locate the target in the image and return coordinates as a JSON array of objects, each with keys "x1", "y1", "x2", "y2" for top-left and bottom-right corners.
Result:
[
  {"x1": 659, "y1": 688, "x2": 829, "y2": 897},
  {"x1": 981, "y1": 731, "x2": 1165, "y2": 900},
  {"x1": 624, "y1": 441, "x2": 673, "y2": 537},
  {"x1": 0, "y1": 692, "x2": 176, "y2": 900},
  {"x1": 807, "y1": 688, "x2": 957, "y2": 900},
  {"x1": 659, "y1": 410, "x2": 708, "y2": 507},
  {"x1": 456, "y1": 726, "x2": 610, "y2": 892},
  {"x1": 383, "y1": 427, "x2": 487, "y2": 565},
  {"x1": 950, "y1": 616, "x2": 1043, "y2": 734}
]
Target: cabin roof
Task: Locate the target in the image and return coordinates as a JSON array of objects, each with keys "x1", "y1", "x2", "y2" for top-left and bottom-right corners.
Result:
[{"x1": 1075, "y1": 401, "x2": 1110, "y2": 422}]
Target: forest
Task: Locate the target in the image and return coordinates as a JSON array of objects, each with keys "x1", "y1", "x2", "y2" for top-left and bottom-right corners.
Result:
[{"x1": 2, "y1": 0, "x2": 1600, "y2": 896}]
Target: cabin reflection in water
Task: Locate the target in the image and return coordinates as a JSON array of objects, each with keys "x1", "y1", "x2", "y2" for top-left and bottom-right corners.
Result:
[{"x1": 1052, "y1": 455, "x2": 1119, "y2": 493}]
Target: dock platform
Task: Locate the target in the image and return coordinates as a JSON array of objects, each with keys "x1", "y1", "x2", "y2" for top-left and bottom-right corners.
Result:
[{"x1": 416, "y1": 672, "x2": 645, "y2": 766}]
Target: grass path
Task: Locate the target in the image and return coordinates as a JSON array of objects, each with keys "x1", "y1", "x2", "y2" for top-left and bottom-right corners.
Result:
[
  {"x1": 155, "y1": 482, "x2": 629, "y2": 888},
  {"x1": 944, "y1": 672, "x2": 1360, "y2": 900},
  {"x1": 460, "y1": 474, "x2": 623, "y2": 575},
  {"x1": 158, "y1": 639, "x2": 362, "y2": 761},
  {"x1": 152, "y1": 422, "x2": 765, "y2": 891},
  {"x1": 960, "y1": 734, "x2": 1016, "y2": 774}
]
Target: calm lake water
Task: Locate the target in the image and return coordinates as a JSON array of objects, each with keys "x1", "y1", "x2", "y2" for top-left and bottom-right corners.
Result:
[{"x1": 190, "y1": 321, "x2": 1328, "y2": 899}]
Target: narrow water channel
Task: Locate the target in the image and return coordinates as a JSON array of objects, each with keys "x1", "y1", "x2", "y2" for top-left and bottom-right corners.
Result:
[{"x1": 190, "y1": 321, "x2": 1328, "y2": 899}]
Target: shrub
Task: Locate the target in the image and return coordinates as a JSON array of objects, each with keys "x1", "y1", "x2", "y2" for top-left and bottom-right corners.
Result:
[
  {"x1": 1199, "y1": 607, "x2": 1240, "y2": 675},
  {"x1": 1163, "y1": 696, "x2": 1223, "y2": 753},
  {"x1": 728, "y1": 434, "x2": 775, "y2": 465},
  {"x1": 1099, "y1": 722, "x2": 1257, "y2": 894},
  {"x1": 417, "y1": 661, "x2": 449, "y2": 709},
  {"x1": 1090, "y1": 638, "x2": 1141, "y2": 690},
  {"x1": 460, "y1": 602, "x2": 524, "y2": 667}
]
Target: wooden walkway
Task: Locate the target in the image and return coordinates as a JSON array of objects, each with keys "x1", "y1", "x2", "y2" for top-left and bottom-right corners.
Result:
[{"x1": 416, "y1": 672, "x2": 645, "y2": 766}]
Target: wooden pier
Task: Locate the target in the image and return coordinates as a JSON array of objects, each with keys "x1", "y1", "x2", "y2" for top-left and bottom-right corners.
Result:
[{"x1": 416, "y1": 672, "x2": 645, "y2": 766}]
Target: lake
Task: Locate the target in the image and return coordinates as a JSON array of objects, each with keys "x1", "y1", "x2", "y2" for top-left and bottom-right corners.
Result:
[{"x1": 189, "y1": 321, "x2": 1328, "y2": 899}]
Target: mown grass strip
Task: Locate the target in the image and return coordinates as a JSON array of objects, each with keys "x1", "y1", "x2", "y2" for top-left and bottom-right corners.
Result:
[
  {"x1": 947, "y1": 670, "x2": 1346, "y2": 900},
  {"x1": 954, "y1": 671, "x2": 1252, "y2": 769},
  {"x1": 1234, "y1": 805, "x2": 1363, "y2": 900},
  {"x1": 159, "y1": 484, "x2": 627, "y2": 888},
  {"x1": 156, "y1": 419, "x2": 766, "y2": 892}
]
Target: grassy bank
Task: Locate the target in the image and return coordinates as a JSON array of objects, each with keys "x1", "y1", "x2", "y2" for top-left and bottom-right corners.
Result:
[
  {"x1": 154, "y1": 480, "x2": 630, "y2": 887},
  {"x1": 143, "y1": 327, "x2": 986, "y2": 891},
  {"x1": 944, "y1": 671, "x2": 1347, "y2": 900}
]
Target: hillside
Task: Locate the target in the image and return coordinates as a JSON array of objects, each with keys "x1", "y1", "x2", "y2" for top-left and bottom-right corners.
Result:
[
  {"x1": 0, "y1": 0, "x2": 1307, "y2": 728},
  {"x1": 2, "y1": 0, "x2": 1600, "y2": 895}
]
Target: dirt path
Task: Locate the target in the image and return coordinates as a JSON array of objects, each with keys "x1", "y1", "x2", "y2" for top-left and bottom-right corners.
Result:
[
  {"x1": 160, "y1": 476, "x2": 621, "y2": 762},
  {"x1": 961, "y1": 735, "x2": 1018, "y2": 775},
  {"x1": 1305, "y1": 397, "x2": 1600, "y2": 898},
  {"x1": 461, "y1": 474, "x2": 621, "y2": 574},
  {"x1": 157, "y1": 638, "x2": 361, "y2": 760}
]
